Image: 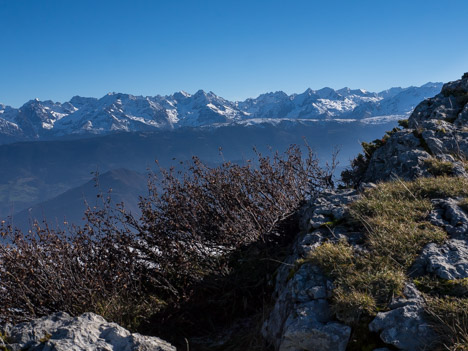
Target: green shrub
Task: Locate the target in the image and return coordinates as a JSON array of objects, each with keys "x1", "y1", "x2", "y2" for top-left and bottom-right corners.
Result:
[
  {"x1": 361, "y1": 135, "x2": 390, "y2": 159},
  {"x1": 341, "y1": 153, "x2": 368, "y2": 187},
  {"x1": 340, "y1": 138, "x2": 387, "y2": 187}
]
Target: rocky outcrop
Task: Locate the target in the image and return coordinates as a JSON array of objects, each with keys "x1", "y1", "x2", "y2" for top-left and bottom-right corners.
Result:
[
  {"x1": 264, "y1": 74, "x2": 468, "y2": 351},
  {"x1": 0, "y1": 312, "x2": 175, "y2": 351},
  {"x1": 363, "y1": 73, "x2": 468, "y2": 183},
  {"x1": 263, "y1": 187, "x2": 445, "y2": 351},
  {"x1": 262, "y1": 190, "x2": 359, "y2": 351}
]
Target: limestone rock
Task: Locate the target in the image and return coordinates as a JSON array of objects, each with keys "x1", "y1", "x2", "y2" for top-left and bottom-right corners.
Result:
[
  {"x1": 2, "y1": 312, "x2": 175, "y2": 351},
  {"x1": 369, "y1": 304, "x2": 435, "y2": 351},
  {"x1": 413, "y1": 239, "x2": 468, "y2": 280},
  {"x1": 412, "y1": 197, "x2": 468, "y2": 279},
  {"x1": 280, "y1": 310, "x2": 350, "y2": 351},
  {"x1": 263, "y1": 190, "x2": 359, "y2": 351},
  {"x1": 420, "y1": 120, "x2": 468, "y2": 159},
  {"x1": 262, "y1": 250, "x2": 350, "y2": 351},
  {"x1": 361, "y1": 73, "x2": 468, "y2": 184},
  {"x1": 409, "y1": 73, "x2": 468, "y2": 129},
  {"x1": 429, "y1": 198, "x2": 468, "y2": 238},
  {"x1": 369, "y1": 284, "x2": 436, "y2": 351},
  {"x1": 299, "y1": 189, "x2": 359, "y2": 233},
  {"x1": 363, "y1": 130, "x2": 432, "y2": 182}
]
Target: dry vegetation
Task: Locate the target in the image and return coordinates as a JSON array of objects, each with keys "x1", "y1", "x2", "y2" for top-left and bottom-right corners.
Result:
[
  {"x1": 0, "y1": 219, "x2": 147, "y2": 329},
  {"x1": 2, "y1": 140, "x2": 467, "y2": 350},
  {"x1": 0, "y1": 145, "x2": 334, "y2": 349},
  {"x1": 306, "y1": 175, "x2": 468, "y2": 351}
]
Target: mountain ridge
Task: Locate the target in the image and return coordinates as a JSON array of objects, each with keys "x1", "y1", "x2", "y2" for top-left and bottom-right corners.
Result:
[{"x1": 0, "y1": 82, "x2": 443, "y2": 141}]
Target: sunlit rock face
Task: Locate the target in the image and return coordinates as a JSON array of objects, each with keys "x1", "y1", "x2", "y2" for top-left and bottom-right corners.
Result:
[{"x1": 1, "y1": 312, "x2": 175, "y2": 351}]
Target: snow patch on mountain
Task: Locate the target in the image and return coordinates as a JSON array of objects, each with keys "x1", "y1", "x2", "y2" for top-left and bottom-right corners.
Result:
[{"x1": 0, "y1": 82, "x2": 443, "y2": 139}]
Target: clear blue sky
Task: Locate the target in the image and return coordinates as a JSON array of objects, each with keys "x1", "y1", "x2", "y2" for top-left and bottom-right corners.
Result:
[{"x1": 1, "y1": 0, "x2": 467, "y2": 107}]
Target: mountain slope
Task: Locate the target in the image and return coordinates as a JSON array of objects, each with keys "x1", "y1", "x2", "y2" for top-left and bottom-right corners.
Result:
[{"x1": 10, "y1": 168, "x2": 148, "y2": 231}]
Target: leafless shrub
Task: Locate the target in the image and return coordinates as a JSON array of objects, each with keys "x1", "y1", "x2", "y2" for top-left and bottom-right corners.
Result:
[
  {"x1": 0, "y1": 145, "x2": 334, "y2": 330},
  {"x1": 125, "y1": 145, "x2": 335, "y2": 300},
  {"x1": 0, "y1": 214, "x2": 145, "y2": 326}
]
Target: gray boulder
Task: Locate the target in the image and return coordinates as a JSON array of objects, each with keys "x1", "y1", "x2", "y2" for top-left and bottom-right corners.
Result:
[
  {"x1": 429, "y1": 198, "x2": 468, "y2": 238},
  {"x1": 299, "y1": 189, "x2": 359, "y2": 233},
  {"x1": 280, "y1": 306, "x2": 350, "y2": 351},
  {"x1": 363, "y1": 130, "x2": 431, "y2": 182},
  {"x1": 420, "y1": 120, "x2": 468, "y2": 159},
  {"x1": 411, "y1": 198, "x2": 468, "y2": 279},
  {"x1": 262, "y1": 255, "x2": 351, "y2": 351},
  {"x1": 362, "y1": 73, "x2": 468, "y2": 184},
  {"x1": 1, "y1": 312, "x2": 175, "y2": 351},
  {"x1": 369, "y1": 305, "x2": 434, "y2": 351},
  {"x1": 369, "y1": 284, "x2": 436, "y2": 351},
  {"x1": 413, "y1": 239, "x2": 468, "y2": 280}
]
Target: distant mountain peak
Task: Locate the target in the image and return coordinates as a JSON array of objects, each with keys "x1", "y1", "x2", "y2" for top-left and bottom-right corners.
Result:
[
  {"x1": 177, "y1": 90, "x2": 191, "y2": 98},
  {"x1": 193, "y1": 89, "x2": 207, "y2": 97},
  {"x1": 421, "y1": 81, "x2": 443, "y2": 88},
  {"x1": 0, "y1": 81, "x2": 444, "y2": 142}
]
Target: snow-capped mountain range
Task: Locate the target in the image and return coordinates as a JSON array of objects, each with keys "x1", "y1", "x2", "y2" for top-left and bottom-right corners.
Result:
[{"x1": 0, "y1": 82, "x2": 442, "y2": 139}]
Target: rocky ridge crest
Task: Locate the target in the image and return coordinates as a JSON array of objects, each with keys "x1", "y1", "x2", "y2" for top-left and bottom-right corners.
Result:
[
  {"x1": 363, "y1": 73, "x2": 468, "y2": 183},
  {"x1": 262, "y1": 73, "x2": 468, "y2": 351}
]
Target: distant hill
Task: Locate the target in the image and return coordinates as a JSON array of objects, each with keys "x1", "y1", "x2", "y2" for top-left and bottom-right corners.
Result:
[
  {"x1": 0, "y1": 120, "x2": 400, "y2": 219},
  {"x1": 10, "y1": 169, "x2": 148, "y2": 232}
]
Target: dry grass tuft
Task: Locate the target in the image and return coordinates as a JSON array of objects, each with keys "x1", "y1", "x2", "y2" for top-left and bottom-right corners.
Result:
[
  {"x1": 306, "y1": 176, "x2": 468, "y2": 350},
  {"x1": 426, "y1": 296, "x2": 468, "y2": 351}
]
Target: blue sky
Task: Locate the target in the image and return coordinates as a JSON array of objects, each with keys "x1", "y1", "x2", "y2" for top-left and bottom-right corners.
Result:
[{"x1": 1, "y1": 0, "x2": 467, "y2": 107}]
